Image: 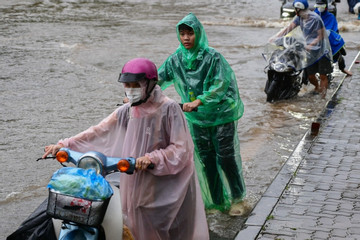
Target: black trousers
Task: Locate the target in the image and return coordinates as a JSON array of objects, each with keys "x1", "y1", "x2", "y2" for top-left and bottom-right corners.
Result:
[
  {"x1": 334, "y1": 50, "x2": 346, "y2": 71},
  {"x1": 191, "y1": 122, "x2": 244, "y2": 205},
  {"x1": 347, "y1": 0, "x2": 359, "y2": 13}
]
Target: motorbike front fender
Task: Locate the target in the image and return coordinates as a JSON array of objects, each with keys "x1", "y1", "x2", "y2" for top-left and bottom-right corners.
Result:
[
  {"x1": 101, "y1": 184, "x2": 123, "y2": 240},
  {"x1": 265, "y1": 70, "x2": 280, "y2": 102},
  {"x1": 265, "y1": 79, "x2": 279, "y2": 102}
]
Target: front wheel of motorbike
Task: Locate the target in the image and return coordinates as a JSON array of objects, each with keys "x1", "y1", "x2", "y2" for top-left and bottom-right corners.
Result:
[
  {"x1": 60, "y1": 229, "x2": 87, "y2": 240},
  {"x1": 266, "y1": 80, "x2": 278, "y2": 102}
]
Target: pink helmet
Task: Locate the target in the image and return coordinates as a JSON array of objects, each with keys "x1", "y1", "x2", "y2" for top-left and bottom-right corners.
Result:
[{"x1": 118, "y1": 58, "x2": 158, "y2": 83}]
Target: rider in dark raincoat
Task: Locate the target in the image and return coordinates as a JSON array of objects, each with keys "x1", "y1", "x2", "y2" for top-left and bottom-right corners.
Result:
[{"x1": 158, "y1": 13, "x2": 247, "y2": 215}]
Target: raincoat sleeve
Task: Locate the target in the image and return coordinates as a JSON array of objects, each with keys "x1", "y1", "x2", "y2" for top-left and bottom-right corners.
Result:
[
  {"x1": 327, "y1": 29, "x2": 345, "y2": 55},
  {"x1": 293, "y1": 16, "x2": 300, "y2": 26},
  {"x1": 144, "y1": 102, "x2": 194, "y2": 176},
  {"x1": 159, "y1": 52, "x2": 233, "y2": 106},
  {"x1": 273, "y1": 18, "x2": 298, "y2": 39},
  {"x1": 58, "y1": 106, "x2": 127, "y2": 155},
  {"x1": 301, "y1": 12, "x2": 332, "y2": 61},
  {"x1": 196, "y1": 53, "x2": 232, "y2": 106},
  {"x1": 158, "y1": 55, "x2": 175, "y2": 90}
]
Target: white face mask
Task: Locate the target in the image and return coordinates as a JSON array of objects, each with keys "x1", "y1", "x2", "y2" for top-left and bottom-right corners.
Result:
[
  {"x1": 125, "y1": 87, "x2": 143, "y2": 104},
  {"x1": 317, "y1": 7, "x2": 326, "y2": 12}
]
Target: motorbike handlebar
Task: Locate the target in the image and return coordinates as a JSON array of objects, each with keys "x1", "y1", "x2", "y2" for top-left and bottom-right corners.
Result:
[
  {"x1": 147, "y1": 163, "x2": 155, "y2": 170},
  {"x1": 38, "y1": 148, "x2": 156, "y2": 175}
]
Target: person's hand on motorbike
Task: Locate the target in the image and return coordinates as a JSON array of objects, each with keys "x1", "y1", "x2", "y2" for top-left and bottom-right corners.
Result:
[
  {"x1": 136, "y1": 156, "x2": 152, "y2": 171},
  {"x1": 268, "y1": 35, "x2": 278, "y2": 43},
  {"x1": 305, "y1": 44, "x2": 312, "y2": 52},
  {"x1": 42, "y1": 144, "x2": 63, "y2": 159},
  {"x1": 182, "y1": 99, "x2": 202, "y2": 112}
]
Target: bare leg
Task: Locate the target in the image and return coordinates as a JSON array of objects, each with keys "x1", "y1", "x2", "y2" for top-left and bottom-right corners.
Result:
[
  {"x1": 319, "y1": 74, "x2": 328, "y2": 98},
  {"x1": 308, "y1": 74, "x2": 321, "y2": 92},
  {"x1": 341, "y1": 69, "x2": 353, "y2": 77},
  {"x1": 338, "y1": 54, "x2": 353, "y2": 77}
]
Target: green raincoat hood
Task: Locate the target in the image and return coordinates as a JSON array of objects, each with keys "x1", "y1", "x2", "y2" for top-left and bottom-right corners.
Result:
[{"x1": 176, "y1": 13, "x2": 208, "y2": 70}]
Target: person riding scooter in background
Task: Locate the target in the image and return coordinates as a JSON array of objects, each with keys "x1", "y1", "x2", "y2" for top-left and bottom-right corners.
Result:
[
  {"x1": 43, "y1": 58, "x2": 209, "y2": 240},
  {"x1": 314, "y1": 0, "x2": 353, "y2": 76},
  {"x1": 274, "y1": 0, "x2": 332, "y2": 98}
]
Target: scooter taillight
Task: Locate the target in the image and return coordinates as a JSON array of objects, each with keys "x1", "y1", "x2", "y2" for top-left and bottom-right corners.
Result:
[
  {"x1": 56, "y1": 150, "x2": 69, "y2": 163},
  {"x1": 117, "y1": 159, "x2": 130, "y2": 172}
]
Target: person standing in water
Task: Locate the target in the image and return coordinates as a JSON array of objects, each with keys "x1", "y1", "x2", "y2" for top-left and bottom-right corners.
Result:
[
  {"x1": 314, "y1": 0, "x2": 352, "y2": 76},
  {"x1": 158, "y1": 13, "x2": 248, "y2": 216}
]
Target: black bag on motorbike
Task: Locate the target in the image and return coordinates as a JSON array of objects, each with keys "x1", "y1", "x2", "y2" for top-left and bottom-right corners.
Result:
[{"x1": 6, "y1": 199, "x2": 57, "y2": 240}]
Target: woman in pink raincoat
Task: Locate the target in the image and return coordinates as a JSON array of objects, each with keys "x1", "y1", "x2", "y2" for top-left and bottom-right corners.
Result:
[{"x1": 43, "y1": 58, "x2": 209, "y2": 240}]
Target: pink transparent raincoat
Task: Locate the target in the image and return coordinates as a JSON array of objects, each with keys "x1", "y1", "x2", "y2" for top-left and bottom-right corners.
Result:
[{"x1": 58, "y1": 85, "x2": 209, "y2": 240}]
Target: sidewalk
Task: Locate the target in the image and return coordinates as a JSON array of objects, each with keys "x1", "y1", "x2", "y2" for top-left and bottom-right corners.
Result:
[{"x1": 236, "y1": 51, "x2": 360, "y2": 240}]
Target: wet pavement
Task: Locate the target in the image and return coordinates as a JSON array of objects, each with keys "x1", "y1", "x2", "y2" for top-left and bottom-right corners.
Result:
[{"x1": 236, "y1": 51, "x2": 360, "y2": 240}]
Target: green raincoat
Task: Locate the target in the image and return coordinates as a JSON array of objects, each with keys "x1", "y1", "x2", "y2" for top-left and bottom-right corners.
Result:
[{"x1": 158, "y1": 13, "x2": 246, "y2": 211}]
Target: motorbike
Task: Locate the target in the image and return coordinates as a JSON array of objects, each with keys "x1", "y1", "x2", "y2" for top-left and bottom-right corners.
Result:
[
  {"x1": 263, "y1": 33, "x2": 306, "y2": 102},
  {"x1": 8, "y1": 148, "x2": 153, "y2": 240},
  {"x1": 263, "y1": 27, "x2": 333, "y2": 103}
]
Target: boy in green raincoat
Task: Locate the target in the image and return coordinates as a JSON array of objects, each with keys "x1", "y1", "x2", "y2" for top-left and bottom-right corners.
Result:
[{"x1": 158, "y1": 13, "x2": 248, "y2": 215}]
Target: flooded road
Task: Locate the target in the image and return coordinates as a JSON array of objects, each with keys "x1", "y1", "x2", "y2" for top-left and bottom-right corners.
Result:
[{"x1": 1, "y1": 0, "x2": 359, "y2": 239}]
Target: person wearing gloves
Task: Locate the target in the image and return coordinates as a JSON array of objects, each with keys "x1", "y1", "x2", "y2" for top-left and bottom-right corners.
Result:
[
  {"x1": 157, "y1": 13, "x2": 248, "y2": 216},
  {"x1": 43, "y1": 58, "x2": 209, "y2": 240},
  {"x1": 274, "y1": 0, "x2": 332, "y2": 98},
  {"x1": 314, "y1": 0, "x2": 352, "y2": 76}
]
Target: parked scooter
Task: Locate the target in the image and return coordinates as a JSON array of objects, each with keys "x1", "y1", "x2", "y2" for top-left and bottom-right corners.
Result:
[
  {"x1": 263, "y1": 31, "x2": 306, "y2": 102},
  {"x1": 7, "y1": 148, "x2": 153, "y2": 240}
]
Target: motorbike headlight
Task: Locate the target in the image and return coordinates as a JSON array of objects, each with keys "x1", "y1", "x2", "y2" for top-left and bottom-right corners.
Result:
[
  {"x1": 77, "y1": 153, "x2": 104, "y2": 175},
  {"x1": 281, "y1": 12, "x2": 291, "y2": 18},
  {"x1": 274, "y1": 63, "x2": 287, "y2": 72}
]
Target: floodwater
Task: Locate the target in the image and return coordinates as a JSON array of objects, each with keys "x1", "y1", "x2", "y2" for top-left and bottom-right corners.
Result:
[{"x1": 1, "y1": 0, "x2": 359, "y2": 239}]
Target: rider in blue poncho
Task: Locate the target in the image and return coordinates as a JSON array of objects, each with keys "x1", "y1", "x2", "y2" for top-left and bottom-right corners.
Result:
[{"x1": 314, "y1": 0, "x2": 352, "y2": 76}]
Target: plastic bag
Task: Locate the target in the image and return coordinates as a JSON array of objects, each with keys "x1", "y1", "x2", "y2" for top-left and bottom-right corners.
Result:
[
  {"x1": 47, "y1": 167, "x2": 113, "y2": 200},
  {"x1": 7, "y1": 199, "x2": 57, "y2": 240}
]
